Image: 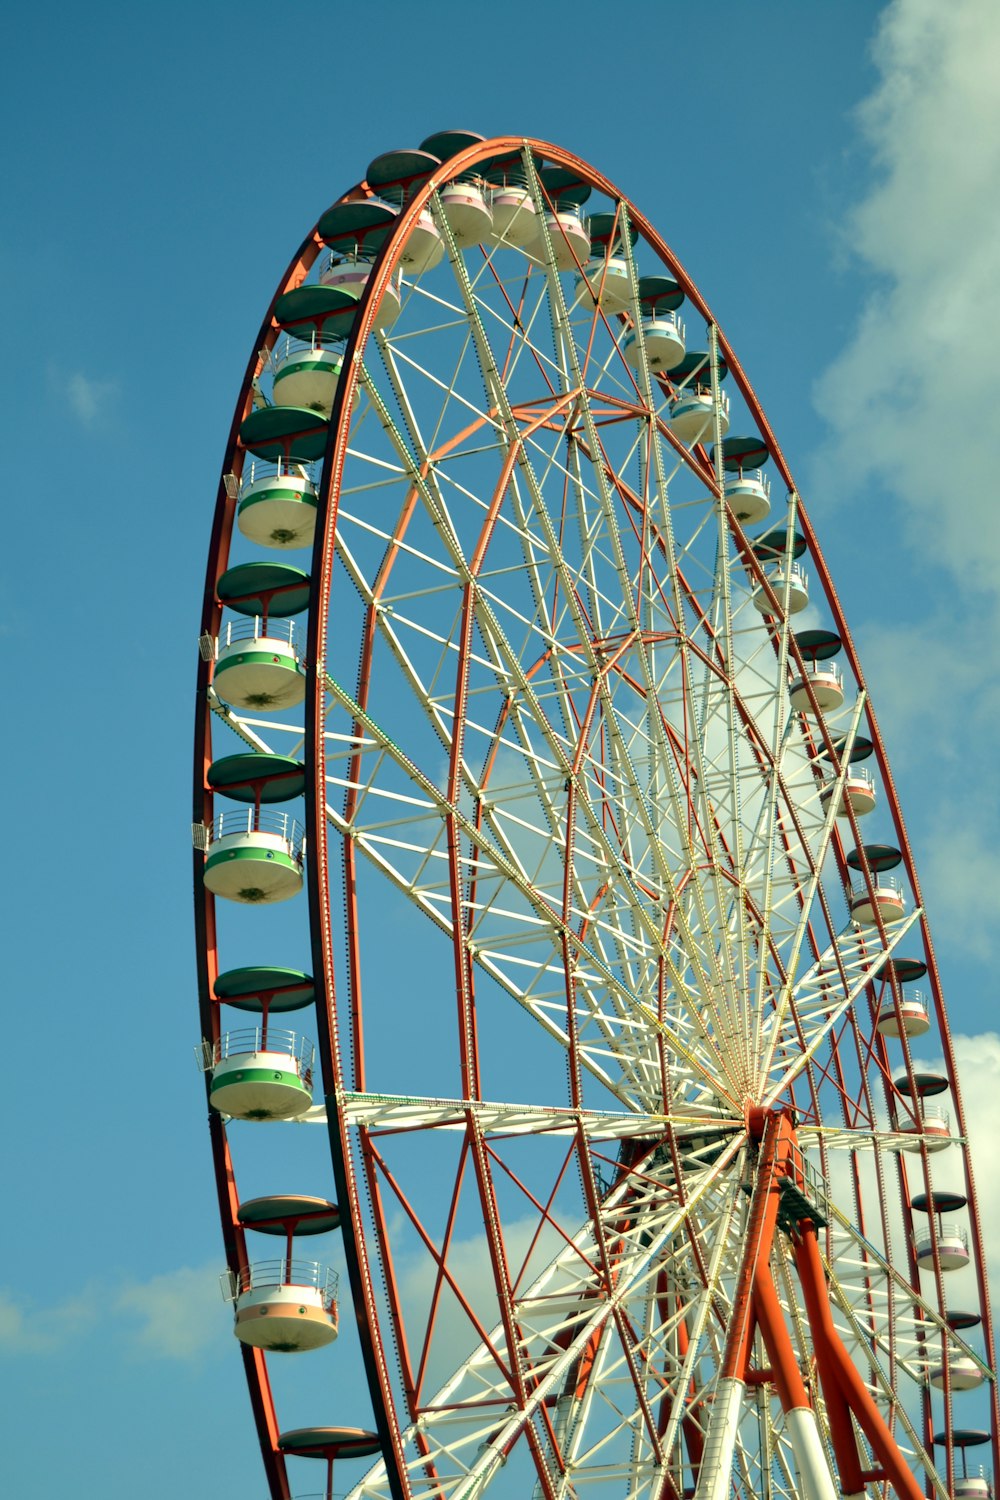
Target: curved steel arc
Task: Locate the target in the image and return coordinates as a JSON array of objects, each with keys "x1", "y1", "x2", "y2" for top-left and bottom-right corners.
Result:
[{"x1": 194, "y1": 207, "x2": 341, "y2": 1499}]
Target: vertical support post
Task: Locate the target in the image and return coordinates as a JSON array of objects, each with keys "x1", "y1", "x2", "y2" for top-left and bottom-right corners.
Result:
[
  {"x1": 753, "y1": 1263, "x2": 838, "y2": 1500},
  {"x1": 694, "y1": 1113, "x2": 785, "y2": 1500},
  {"x1": 697, "y1": 1112, "x2": 841, "y2": 1500},
  {"x1": 794, "y1": 1217, "x2": 868, "y2": 1496},
  {"x1": 793, "y1": 1222, "x2": 927, "y2": 1500}
]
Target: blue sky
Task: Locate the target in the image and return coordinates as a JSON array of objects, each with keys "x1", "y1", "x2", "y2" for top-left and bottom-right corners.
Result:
[{"x1": 5, "y1": 1, "x2": 1000, "y2": 1494}]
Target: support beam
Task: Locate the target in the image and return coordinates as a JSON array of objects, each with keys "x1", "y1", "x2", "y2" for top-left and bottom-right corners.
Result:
[
  {"x1": 695, "y1": 1112, "x2": 790, "y2": 1500},
  {"x1": 784, "y1": 1408, "x2": 842, "y2": 1500},
  {"x1": 695, "y1": 1376, "x2": 745, "y2": 1500},
  {"x1": 794, "y1": 1219, "x2": 868, "y2": 1496},
  {"x1": 793, "y1": 1223, "x2": 927, "y2": 1500},
  {"x1": 753, "y1": 1249, "x2": 838, "y2": 1500}
]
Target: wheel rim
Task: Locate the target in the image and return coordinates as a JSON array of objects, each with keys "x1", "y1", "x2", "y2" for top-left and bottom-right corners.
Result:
[{"x1": 194, "y1": 135, "x2": 999, "y2": 1500}]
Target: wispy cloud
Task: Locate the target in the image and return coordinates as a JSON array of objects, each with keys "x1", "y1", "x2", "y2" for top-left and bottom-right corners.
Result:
[
  {"x1": 0, "y1": 1285, "x2": 98, "y2": 1354},
  {"x1": 0, "y1": 1263, "x2": 226, "y2": 1362},
  {"x1": 63, "y1": 369, "x2": 120, "y2": 429},
  {"x1": 856, "y1": 617, "x2": 1000, "y2": 767},
  {"x1": 813, "y1": 0, "x2": 1000, "y2": 588},
  {"x1": 856, "y1": 619, "x2": 1000, "y2": 956},
  {"x1": 115, "y1": 1263, "x2": 229, "y2": 1360}
]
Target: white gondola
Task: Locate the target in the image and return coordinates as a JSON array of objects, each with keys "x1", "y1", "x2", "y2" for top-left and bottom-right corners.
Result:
[
  {"x1": 438, "y1": 181, "x2": 493, "y2": 247},
  {"x1": 320, "y1": 255, "x2": 400, "y2": 329},
  {"x1": 725, "y1": 469, "x2": 771, "y2": 525},
  {"x1": 928, "y1": 1357, "x2": 986, "y2": 1391},
  {"x1": 271, "y1": 334, "x2": 344, "y2": 416},
  {"x1": 668, "y1": 388, "x2": 730, "y2": 444},
  {"x1": 540, "y1": 206, "x2": 590, "y2": 271},
  {"x1": 954, "y1": 1478, "x2": 992, "y2": 1500},
  {"x1": 876, "y1": 990, "x2": 930, "y2": 1037},
  {"x1": 789, "y1": 662, "x2": 844, "y2": 713},
  {"x1": 623, "y1": 312, "x2": 686, "y2": 374},
  {"x1": 895, "y1": 1107, "x2": 951, "y2": 1152},
  {"x1": 850, "y1": 876, "x2": 905, "y2": 926},
  {"x1": 398, "y1": 209, "x2": 445, "y2": 274},
  {"x1": 751, "y1": 563, "x2": 809, "y2": 614},
  {"x1": 237, "y1": 460, "x2": 318, "y2": 550},
  {"x1": 915, "y1": 1224, "x2": 970, "y2": 1271},
  {"x1": 198, "y1": 808, "x2": 304, "y2": 904},
  {"x1": 202, "y1": 1026, "x2": 314, "y2": 1121},
  {"x1": 820, "y1": 768, "x2": 877, "y2": 818},
  {"x1": 488, "y1": 184, "x2": 537, "y2": 246},
  {"x1": 212, "y1": 617, "x2": 305, "y2": 711},
  {"x1": 224, "y1": 1260, "x2": 338, "y2": 1352},
  {"x1": 576, "y1": 255, "x2": 632, "y2": 314}
]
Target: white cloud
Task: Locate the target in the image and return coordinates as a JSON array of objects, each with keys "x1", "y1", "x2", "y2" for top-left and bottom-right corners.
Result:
[
  {"x1": 65, "y1": 369, "x2": 119, "y2": 429},
  {"x1": 115, "y1": 1263, "x2": 230, "y2": 1360},
  {"x1": 916, "y1": 811, "x2": 1000, "y2": 963},
  {"x1": 813, "y1": 0, "x2": 1000, "y2": 588},
  {"x1": 0, "y1": 1292, "x2": 29, "y2": 1347},
  {"x1": 0, "y1": 1286, "x2": 98, "y2": 1353},
  {"x1": 858, "y1": 616, "x2": 1000, "y2": 761},
  {"x1": 0, "y1": 1262, "x2": 226, "y2": 1362}
]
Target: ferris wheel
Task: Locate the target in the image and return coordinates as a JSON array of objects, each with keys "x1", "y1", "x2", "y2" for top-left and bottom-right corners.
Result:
[{"x1": 193, "y1": 132, "x2": 999, "y2": 1500}]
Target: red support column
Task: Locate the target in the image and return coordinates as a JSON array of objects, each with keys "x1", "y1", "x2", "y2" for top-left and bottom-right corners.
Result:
[
  {"x1": 793, "y1": 1222, "x2": 926, "y2": 1500},
  {"x1": 794, "y1": 1219, "x2": 867, "y2": 1496},
  {"x1": 695, "y1": 1111, "x2": 839, "y2": 1500},
  {"x1": 752, "y1": 1257, "x2": 811, "y2": 1413},
  {"x1": 719, "y1": 1111, "x2": 788, "y2": 1382}
]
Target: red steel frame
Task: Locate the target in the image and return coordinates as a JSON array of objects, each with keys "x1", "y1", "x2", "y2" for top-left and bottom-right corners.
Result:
[
  {"x1": 735, "y1": 1108, "x2": 927, "y2": 1500},
  {"x1": 190, "y1": 135, "x2": 1000, "y2": 1500}
]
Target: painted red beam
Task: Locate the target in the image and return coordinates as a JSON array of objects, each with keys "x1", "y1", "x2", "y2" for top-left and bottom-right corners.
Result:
[{"x1": 793, "y1": 1221, "x2": 926, "y2": 1500}]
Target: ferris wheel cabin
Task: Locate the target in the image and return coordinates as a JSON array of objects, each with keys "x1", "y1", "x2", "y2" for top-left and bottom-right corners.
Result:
[
  {"x1": 225, "y1": 1196, "x2": 341, "y2": 1352},
  {"x1": 202, "y1": 967, "x2": 318, "y2": 1122}
]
